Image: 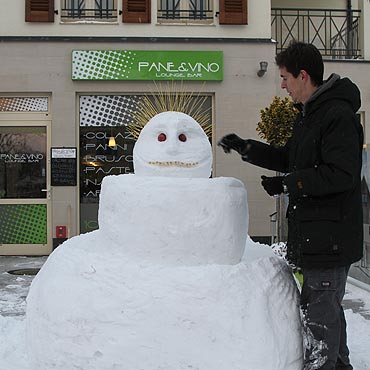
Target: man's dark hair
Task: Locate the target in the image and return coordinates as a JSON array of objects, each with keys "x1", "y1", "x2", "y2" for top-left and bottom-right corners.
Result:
[{"x1": 275, "y1": 41, "x2": 324, "y2": 86}]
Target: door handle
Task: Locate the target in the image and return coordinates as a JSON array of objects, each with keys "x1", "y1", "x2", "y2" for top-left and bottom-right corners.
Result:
[{"x1": 41, "y1": 188, "x2": 51, "y2": 199}]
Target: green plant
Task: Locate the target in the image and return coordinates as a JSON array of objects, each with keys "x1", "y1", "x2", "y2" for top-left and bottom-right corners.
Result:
[
  {"x1": 256, "y1": 96, "x2": 298, "y2": 147},
  {"x1": 294, "y1": 271, "x2": 304, "y2": 288}
]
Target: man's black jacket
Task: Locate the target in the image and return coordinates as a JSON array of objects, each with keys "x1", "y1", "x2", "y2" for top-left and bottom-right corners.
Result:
[{"x1": 247, "y1": 74, "x2": 364, "y2": 268}]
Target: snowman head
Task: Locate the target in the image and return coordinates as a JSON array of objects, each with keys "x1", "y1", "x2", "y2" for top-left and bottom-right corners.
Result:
[{"x1": 133, "y1": 111, "x2": 212, "y2": 178}]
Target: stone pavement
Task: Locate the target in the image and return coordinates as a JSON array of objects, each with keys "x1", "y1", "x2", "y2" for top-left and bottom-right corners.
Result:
[{"x1": 1, "y1": 255, "x2": 370, "y2": 319}]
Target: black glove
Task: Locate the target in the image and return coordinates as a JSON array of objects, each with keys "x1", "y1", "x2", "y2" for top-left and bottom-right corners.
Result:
[
  {"x1": 217, "y1": 134, "x2": 250, "y2": 155},
  {"x1": 261, "y1": 175, "x2": 284, "y2": 196}
]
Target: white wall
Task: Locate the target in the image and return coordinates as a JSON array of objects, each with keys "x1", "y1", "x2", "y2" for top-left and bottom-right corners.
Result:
[{"x1": 272, "y1": 0, "x2": 348, "y2": 9}]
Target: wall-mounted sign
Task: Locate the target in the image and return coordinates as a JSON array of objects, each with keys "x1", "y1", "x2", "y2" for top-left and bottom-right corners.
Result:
[
  {"x1": 51, "y1": 147, "x2": 77, "y2": 186},
  {"x1": 72, "y1": 50, "x2": 223, "y2": 81}
]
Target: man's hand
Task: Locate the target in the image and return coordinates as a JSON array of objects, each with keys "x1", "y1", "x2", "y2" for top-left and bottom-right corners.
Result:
[
  {"x1": 217, "y1": 134, "x2": 249, "y2": 155},
  {"x1": 261, "y1": 176, "x2": 284, "y2": 196}
]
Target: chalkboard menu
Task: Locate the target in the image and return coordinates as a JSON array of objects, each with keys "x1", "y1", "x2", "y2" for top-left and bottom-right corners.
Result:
[{"x1": 51, "y1": 147, "x2": 77, "y2": 186}]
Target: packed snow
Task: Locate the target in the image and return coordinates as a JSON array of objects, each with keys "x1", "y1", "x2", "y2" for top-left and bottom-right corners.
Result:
[
  {"x1": 1, "y1": 252, "x2": 370, "y2": 370},
  {"x1": 0, "y1": 111, "x2": 369, "y2": 370}
]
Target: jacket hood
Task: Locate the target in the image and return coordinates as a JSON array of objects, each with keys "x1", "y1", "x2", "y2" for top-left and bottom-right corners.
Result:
[{"x1": 303, "y1": 73, "x2": 361, "y2": 115}]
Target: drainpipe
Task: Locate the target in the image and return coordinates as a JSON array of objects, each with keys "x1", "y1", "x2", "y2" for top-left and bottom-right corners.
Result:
[
  {"x1": 346, "y1": 0, "x2": 353, "y2": 58},
  {"x1": 362, "y1": 0, "x2": 370, "y2": 59}
]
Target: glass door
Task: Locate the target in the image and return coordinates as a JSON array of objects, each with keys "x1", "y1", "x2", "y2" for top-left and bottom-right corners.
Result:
[{"x1": 0, "y1": 124, "x2": 51, "y2": 255}]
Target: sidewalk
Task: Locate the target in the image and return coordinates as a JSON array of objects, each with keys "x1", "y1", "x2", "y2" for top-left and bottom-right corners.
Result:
[
  {"x1": 0, "y1": 255, "x2": 47, "y2": 316},
  {"x1": 1, "y1": 255, "x2": 370, "y2": 319}
]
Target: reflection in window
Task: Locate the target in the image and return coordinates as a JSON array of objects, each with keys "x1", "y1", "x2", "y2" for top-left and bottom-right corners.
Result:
[
  {"x1": 159, "y1": 0, "x2": 180, "y2": 19},
  {"x1": 0, "y1": 127, "x2": 47, "y2": 199},
  {"x1": 61, "y1": 0, "x2": 117, "y2": 21},
  {"x1": 79, "y1": 125, "x2": 135, "y2": 233},
  {"x1": 158, "y1": 0, "x2": 213, "y2": 22}
]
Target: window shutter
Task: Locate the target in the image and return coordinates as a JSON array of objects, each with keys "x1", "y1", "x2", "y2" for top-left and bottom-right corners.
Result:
[
  {"x1": 122, "y1": 0, "x2": 151, "y2": 23},
  {"x1": 25, "y1": 0, "x2": 54, "y2": 22},
  {"x1": 219, "y1": 0, "x2": 247, "y2": 25}
]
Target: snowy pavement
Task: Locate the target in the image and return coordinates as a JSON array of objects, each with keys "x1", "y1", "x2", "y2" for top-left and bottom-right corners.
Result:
[
  {"x1": 0, "y1": 256, "x2": 46, "y2": 317},
  {"x1": 0, "y1": 255, "x2": 370, "y2": 370}
]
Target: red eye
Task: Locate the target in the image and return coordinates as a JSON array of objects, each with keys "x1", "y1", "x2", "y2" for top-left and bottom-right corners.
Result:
[
  {"x1": 178, "y1": 133, "x2": 187, "y2": 142},
  {"x1": 158, "y1": 133, "x2": 167, "y2": 142}
]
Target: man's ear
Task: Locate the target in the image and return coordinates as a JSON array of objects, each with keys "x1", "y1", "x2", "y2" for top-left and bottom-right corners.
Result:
[{"x1": 299, "y1": 70, "x2": 307, "y2": 80}]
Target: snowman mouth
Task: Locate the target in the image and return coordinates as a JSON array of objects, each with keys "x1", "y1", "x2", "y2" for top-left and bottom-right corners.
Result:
[{"x1": 148, "y1": 161, "x2": 199, "y2": 167}]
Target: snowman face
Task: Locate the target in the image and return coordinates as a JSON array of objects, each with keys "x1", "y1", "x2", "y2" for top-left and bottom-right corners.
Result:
[{"x1": 133, "y1": 111, "x2": 212, "y2": 178}]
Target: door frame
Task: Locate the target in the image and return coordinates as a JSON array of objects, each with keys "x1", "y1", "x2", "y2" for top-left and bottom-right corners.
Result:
[{"x1": 0, "y1": 111, "x2": 52, "y2": 255}]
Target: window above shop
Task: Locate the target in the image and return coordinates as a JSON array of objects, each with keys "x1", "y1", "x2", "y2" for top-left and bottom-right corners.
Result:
[
  {"x1": 61, "y1": 0, "x2": 118, "y2": 23},
  {"x1": 0, "y1": 97, "x2": 49, "y2": 113},
  {"x1": 157, "y1": 0, "x2": 247, "y2": 25},
  {"x1": 25, "y1": 0, "x2": 247, "y2": 25},
  {"x1": 157, "y1": 0, "x2": 214, "y2": 25}
]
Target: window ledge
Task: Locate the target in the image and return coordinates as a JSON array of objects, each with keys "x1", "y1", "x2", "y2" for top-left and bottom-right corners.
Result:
[
  {"x1": 60, "y1": 20, "x2": 119, "y2": 25},
  {"x1": 156, "y1": 21, "x2": 215, "y2": 26}
]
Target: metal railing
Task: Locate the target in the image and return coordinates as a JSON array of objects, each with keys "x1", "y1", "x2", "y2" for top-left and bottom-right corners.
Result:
[
  {"x1": 272, "y1": 8, "x2": 361, "y2": 59},
  {"x1": 158, "y1": 0, "x2": 213, "y2": 22},
  {"x1": 61, "y1": 0, "x2": 117, "y2": 20}
]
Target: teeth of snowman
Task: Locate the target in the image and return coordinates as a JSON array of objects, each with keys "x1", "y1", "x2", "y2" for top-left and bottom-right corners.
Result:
[{"x1": 148, "y1": 161, "x2": 199, "y2": 167}]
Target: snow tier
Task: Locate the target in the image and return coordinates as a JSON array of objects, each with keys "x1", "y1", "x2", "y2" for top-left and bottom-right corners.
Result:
[
  {"x1": 98, "y1": 175, "x2": 248, "y2": 265},
  {"x1": 26, "y1": 234, "x2": 303, "y2": 370}
]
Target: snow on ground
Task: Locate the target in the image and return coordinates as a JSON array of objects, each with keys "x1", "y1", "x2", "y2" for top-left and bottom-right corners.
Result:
[{"x1": 0, "y1": 259, "x2": 370, "y2": 370}]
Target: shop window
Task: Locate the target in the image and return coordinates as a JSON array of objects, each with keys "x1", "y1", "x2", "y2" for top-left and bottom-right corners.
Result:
[
  {"x1": 79, "y1": 93, "x2": 212, "y2": 233},
  {"x1": 61, "y1": 0, "x2": 118, "y2": 22},
  {"x1": 0, "y1": 97, "x2": 49, "y2": 201},
  {"x1": 219, "y1": 0, "x2": 247, "y2": 25},
  {"x1": 0, "y1": 126, "x2": 47, "y2": 199},
  {"x1": 0, "y1": 97, "x2": 48, "y2": 113},
  {"x1": 25, "y1": 0, "x2": 55, "y2": 22},
  {"x1": 157, "y1": 0, "x2": 213, "y2": 24},
  {"x1": 0, "y1": 204, "x2": 47, "y2": 244}
]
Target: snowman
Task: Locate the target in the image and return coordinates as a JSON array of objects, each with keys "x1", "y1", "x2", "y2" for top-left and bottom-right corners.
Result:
[{"x1": 26, "y1": 111, "x2": 303, "y2": 370}]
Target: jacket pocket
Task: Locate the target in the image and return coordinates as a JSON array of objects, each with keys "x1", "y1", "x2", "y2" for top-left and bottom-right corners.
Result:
[{"x1": 296, "y1": 201, "x2": 342, "y2": 256}]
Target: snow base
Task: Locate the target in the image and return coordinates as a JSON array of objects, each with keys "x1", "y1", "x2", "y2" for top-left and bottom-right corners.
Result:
[{"x1": 26, "y1": 235, "x2": 303, "y2": 370}]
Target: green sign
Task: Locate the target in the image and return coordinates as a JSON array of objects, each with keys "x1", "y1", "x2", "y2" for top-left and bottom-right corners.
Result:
[{"x1": 72, "y1": 50, "x2": 223, "y2": 81}]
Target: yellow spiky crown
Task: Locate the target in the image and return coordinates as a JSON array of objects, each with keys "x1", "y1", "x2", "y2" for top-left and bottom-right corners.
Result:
[{"x1": 127, "y1": 82, "x2": 212, "y2": 139}]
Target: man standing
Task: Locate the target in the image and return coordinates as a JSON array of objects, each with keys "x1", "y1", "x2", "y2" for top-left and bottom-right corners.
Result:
[{"x1": 218, "y1": 41, "x2": 363, "y2": 370}]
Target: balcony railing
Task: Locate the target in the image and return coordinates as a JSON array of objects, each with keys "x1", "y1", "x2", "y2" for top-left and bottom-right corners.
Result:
[
  {"x1": 61, "y1": 0, "x2": 117, "y2": 21},
  {"x1": 271, "y1": 8, "x2": 361, "y2": 59},
  {"x1": 157, "y1": 0, "x2": 213, "y2": 23}
]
